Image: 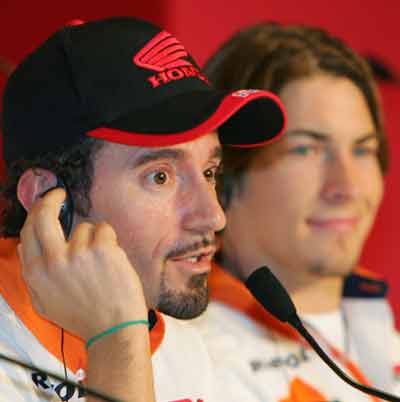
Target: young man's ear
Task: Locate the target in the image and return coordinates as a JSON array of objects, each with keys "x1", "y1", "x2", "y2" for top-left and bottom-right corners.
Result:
[{"x1": 17, "y1": 168, "x2": 58, "y2": 212}]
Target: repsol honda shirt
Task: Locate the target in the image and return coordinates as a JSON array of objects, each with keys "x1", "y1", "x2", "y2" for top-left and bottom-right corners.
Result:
[
  {"x1": 193, "y1": 263, "x2": 400, "y2": 402},
  {"x1": 0, "y1": 238, "x2": 216, "y2": 402}
]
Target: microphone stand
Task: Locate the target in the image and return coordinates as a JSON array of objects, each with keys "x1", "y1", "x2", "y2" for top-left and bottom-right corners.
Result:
[
  {"x1": 246, "y1": 266, "x2": 400, "y2": 402},
  {"x1": 290, "y1": 316, "x2": 400, "y2": 402}
]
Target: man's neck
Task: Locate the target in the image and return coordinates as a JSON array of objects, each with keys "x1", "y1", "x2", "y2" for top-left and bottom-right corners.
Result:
[
  {"x1": 218, "y1": 250, "x2": 344, "y2": 316},
  {"x1": 289, "y1": 275, "x2": 343, "y2": 315}
]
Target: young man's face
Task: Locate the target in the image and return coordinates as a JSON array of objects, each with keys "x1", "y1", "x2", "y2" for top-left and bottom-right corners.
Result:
[
  {"x1": 77, "y1": 132, "x2": 225, "y2": 318},
  {"x1": 225, "y1": 74, "x2": 383, "y2": 286}
]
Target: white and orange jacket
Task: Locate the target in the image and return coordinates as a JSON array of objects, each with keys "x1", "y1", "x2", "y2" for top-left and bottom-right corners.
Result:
[
  {"x1": 0, "y1": 238, "x2": 216, "y2": 402},
  {"x1": 194, "y1": 263, "x2": 400, "y2": 402}
]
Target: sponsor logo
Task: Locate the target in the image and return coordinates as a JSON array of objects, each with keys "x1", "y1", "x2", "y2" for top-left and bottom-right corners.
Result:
[
  {"x1": 133, "y1": 31, "x2": 208, "y2": 88},
  {"x1": 231, "y1": 89, "x2": 260, "y2": 98},
  {"x1": 134, "y1": 31, "x2": 191, "y2": 72},
  {"x1": 32, "y1": 371, "x2": 86, "y2": 400},
  {"x1": 358, "y1": 282, "x2": 383, "y2": 294},
  {"x1": 146, "y1": 66, "x2": 208, "y2": 88},
  {"x1": 32, "y1": 370, "x2": 204, "y2": 402},
  {"x1": 250, "y1": 347, "x2": 309, "y2": 372}
]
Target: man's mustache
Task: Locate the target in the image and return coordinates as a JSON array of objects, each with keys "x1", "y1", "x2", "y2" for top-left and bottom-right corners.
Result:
[{"x1": 166, "y1": 236, "x2": 216, "y2": 260}]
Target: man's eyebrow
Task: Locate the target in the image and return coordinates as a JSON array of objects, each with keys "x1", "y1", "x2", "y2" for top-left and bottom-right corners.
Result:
[
  {"x1": 132, "y1": 148, "x2": 185, "y2": 168},
  {"x1": 355, "y1": 133, "x2": 379, "y2": 145},
  {"x1": 131, "y1": 144, "x2": 223, "y2": 169},
  {"x1": 212, "y1": 145, "x2": 223, "y2": 161},
  {"x1": 286, "y1": 129, "x2": 379, "y2": 144},
  {"x1": 286, "y1": 130, "x2": 329, "y2": 142}
]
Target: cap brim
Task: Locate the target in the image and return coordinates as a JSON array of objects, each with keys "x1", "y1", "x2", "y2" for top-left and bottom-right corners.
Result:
[{"x1": 87, "y1": 89, "x2": 286, "y2": 148}]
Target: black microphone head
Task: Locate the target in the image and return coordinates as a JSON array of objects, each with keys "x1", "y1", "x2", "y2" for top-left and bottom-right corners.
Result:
[{"x1": 245, "y1": 266, "x2": 298, "y2": 324}]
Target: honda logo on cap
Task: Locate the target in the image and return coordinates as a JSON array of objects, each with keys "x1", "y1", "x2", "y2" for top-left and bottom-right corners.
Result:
[
  {"x1": 133, "y1": 31, "x2": 208, "y2": 88},
  {"x1": 134, "y1": 31, "x2": 192, "y2": 72}
]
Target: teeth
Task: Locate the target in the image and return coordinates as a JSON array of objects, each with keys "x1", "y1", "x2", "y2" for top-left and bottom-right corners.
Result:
[{"x1": 187, "y1": 256, "x2": 200, "y2": 262}]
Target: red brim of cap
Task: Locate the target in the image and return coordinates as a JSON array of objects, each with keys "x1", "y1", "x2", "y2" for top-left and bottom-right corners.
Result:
[{"x1": 87, "y1": 89, "x2": 286, "y2": 148}]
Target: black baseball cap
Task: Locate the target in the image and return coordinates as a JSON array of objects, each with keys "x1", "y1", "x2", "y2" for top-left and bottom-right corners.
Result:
[{"x1": 2, "y1": 17, "x2": 286, "y2": 168}]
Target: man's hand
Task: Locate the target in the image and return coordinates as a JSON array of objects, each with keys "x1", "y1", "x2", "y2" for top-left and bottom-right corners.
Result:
[
  {"x1": 18, "y1": 188, "x2": 156, "y2": 401},
  {"x1": 18, "y1": 188, "x2": 148, "y2": 340}
]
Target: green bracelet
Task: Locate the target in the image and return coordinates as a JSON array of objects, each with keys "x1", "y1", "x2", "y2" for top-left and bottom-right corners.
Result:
[{"x1": 86, "y1": 320, "x2": 150, "y2": 349}]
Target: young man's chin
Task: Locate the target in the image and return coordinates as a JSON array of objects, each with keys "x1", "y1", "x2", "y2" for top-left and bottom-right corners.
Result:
[
  {"x1": 307, "y1": 258, "x2": 358, "y2": 278},
  {"x1": 157, "y1": 274, "x2": 209, "y2": 319}
]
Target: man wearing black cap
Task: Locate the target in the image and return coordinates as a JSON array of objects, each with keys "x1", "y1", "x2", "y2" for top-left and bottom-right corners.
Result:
[{"x1": 0, "y1": 17, "x2": 285, "y2": 401}]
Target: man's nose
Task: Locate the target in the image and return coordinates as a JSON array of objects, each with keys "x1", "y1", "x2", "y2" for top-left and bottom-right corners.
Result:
[
  {"x1": 320, "y1": 152, "x2": 360, "y2": 204},
  {"x1": 181, "y1": 179, "x2": 226, "y2": 234}
]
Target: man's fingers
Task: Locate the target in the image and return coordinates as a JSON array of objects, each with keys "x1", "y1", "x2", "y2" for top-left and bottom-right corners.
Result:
[
  {"x1": 18, "y1": 242, "x2": 49, "y2": 316},
  {"x1": 19, "y1": 212, "x2": 43, "y2": 268},
  {"x1": 69, "y1": 222, "x2": 96, "y2": 255},
  {"x1": 21, "y1": 188, "x2": 67, "y2": 266},
  {"x1": 93, "y1": 223, "x2": 118, "y2": 246}
]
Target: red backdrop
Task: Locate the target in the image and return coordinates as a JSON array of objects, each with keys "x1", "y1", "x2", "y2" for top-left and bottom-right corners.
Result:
[{"x1": 1, "y1": 0, "x2": 400, "y2": 323}]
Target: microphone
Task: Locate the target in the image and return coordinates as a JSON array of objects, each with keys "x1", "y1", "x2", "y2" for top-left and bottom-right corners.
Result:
[
  {"x1": 0, "y1": 351, "x2": 122, "y2": 402},
  {"x1": 246, "y1": 266, "x2": 400, "y2": 402}
]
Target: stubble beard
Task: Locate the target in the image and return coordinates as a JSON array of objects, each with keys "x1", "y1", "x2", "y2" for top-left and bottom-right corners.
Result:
[
  {"x1": 157, "y1": 272, "x2": 209, "y2": 319},
  {"x1": 307, "y1": 255, "x2": 358, "y2": 278}
]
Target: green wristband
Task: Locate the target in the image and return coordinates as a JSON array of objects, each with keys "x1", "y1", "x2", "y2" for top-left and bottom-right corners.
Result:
[{"x1": 86, "y1": 320, "x2": 150, "y2": 349}]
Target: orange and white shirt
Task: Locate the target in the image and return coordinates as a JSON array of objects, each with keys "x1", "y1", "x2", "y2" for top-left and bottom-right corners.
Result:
[
  {"x1": 0, "y1": 238, "x2": 216, "y2": 402},
  {"x1": 193, "y1": 263, "x2": 400, "y2": 402}
]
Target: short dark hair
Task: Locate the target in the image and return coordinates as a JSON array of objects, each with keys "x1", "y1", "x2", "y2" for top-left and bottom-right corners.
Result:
[
  {"x1": 205, "y1": 22, "x2": 388, "y2": 209},
  {"x1": 0, "y1": 137, "x2": 104, "y2": 237}
]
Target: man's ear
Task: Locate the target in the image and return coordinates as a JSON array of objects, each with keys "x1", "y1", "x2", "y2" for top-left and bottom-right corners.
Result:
[{"x1": 17, "y1": 168, "x2": 58, "y2": 212}]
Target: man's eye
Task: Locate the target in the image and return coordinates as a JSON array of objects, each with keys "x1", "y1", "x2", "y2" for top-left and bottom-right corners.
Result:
[
  {"x1": 204, "y1": 167, "x2": 220, "y2": 183},
  {"x1": 353, "y1": 146, "x2": 378, "y2": 157},
  {"x1": 152, "y1": 171, "x2": 168, "y2": 185},
  {"x1": 289, "y1": 145, "x2": 312, "y2": 155},
  {"x1": 288, "y1": 144, "x2": 321, "y2": 156}
]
